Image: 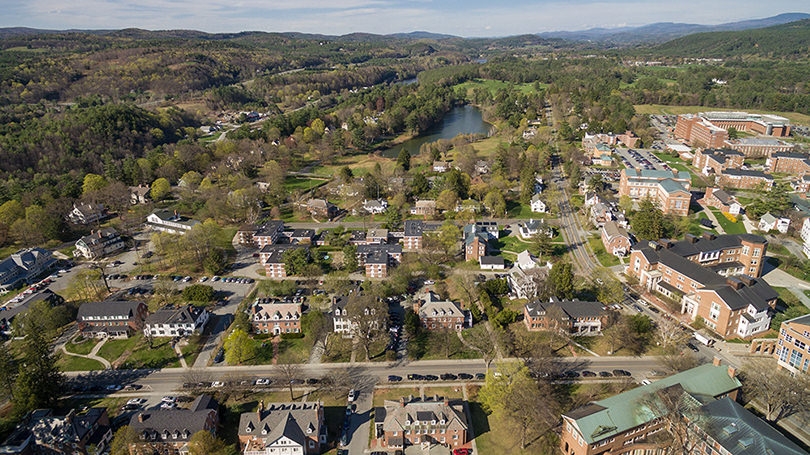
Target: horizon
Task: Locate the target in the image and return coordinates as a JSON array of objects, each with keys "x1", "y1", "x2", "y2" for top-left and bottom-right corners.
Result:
[{"x1": 1, "y1": 1, "x2": 808, "y2": 38}]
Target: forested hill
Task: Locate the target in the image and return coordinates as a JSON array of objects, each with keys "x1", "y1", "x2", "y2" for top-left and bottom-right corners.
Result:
[{"x1": 652, "y1": 19, "x2": 810, "y2": 58}]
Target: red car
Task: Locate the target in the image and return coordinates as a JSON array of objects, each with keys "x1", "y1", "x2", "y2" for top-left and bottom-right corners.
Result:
[{"x1": 453, "y1": 449, "x2": 472, "y2": 455}]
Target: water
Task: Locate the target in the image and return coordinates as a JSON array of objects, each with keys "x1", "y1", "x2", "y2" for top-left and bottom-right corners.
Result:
[{"x1": 380, "y1": 105, "x2": 492, "y2": 158}]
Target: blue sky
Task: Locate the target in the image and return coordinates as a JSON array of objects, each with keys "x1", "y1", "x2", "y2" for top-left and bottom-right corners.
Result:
[{"x1": 1, "y1": 0, "x2": 807, "y2": 37}]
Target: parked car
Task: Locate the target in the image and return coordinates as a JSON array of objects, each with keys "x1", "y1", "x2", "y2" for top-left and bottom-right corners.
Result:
[
  {"x1": 440, "y1": 373, "x2": 457, "y2": 381},
  {"x1": 582, "y1": 370, "x2": 597, "y2": 377},
  {"x1": 255, "y1": 378, "x2": 271, "y2": 386},
  {"x1": 687, "y1": 342, "x2": 700, "y2": 352},
  {"x1": 347, "y1": 389, "x2": 357, "y2": 402},
  {"x1": 388, "y1": 375, "x2": 402, "y2": 382},
  {"x1": 458, "y1": 373, "x2": 473, "y2": 380}
]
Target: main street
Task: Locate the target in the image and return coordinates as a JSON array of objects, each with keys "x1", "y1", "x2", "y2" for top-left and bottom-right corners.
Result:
[{"x1": 552, "y1": 166, "x2": 601, "y2": 275}]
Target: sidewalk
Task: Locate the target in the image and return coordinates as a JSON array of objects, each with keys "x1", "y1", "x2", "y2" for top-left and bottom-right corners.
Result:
[{"x1": 61, "y1": 337, "x2": 112, "y2": 369}]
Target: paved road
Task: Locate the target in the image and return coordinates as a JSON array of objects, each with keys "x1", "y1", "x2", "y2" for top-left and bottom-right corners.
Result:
[{"x1": 552, "y1": 165, "x2": 600, "y2": 275}]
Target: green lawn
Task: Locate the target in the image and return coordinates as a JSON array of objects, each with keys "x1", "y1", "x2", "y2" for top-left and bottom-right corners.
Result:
[
  {"x1": 64, "y1": 337, "x2": 99, "y2": 355},
  {"x1": 119, "y1": 337, "x2": 180, "y2": 369},
  {"x1": 455, "y1": 79, "x2": 542, "y2": 97},
  {"x1": 495, "y1": 235, "x2": 532, "y2": 255},
  {"x1": 587, "y1": 235, "x2": 620, "y2": 267},
  {"x1": 57, "y1": 353, "x2": 105, "y2": 372},
  {"x1": 283, "y1": 177, "x2": 329, "y2": 192},
  {"x1": 97, "y1": 335, "x2": 141, "y2": 364},
  {"x1": 409, "y1": 329, "x2": 482, "y2": 361},
  {"x1": 710, "y1": 210, "x2": 748, "y2": 235},
  {"x1": 506, "y1": 201, "x2": 544, "y2": 219},
  {"x1": 277, "y1": 336, "x2": 314, "y2": 363}
]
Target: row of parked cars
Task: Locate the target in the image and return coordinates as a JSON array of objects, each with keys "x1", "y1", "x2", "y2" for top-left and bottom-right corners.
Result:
[{"x1": 398, "y1": 373, "x2": 485, "y2": 382}]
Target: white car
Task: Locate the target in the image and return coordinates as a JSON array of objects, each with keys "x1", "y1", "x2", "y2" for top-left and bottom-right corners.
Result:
[
  {"x1": 255, "y1": 378, "x2": 271, "y2": 386},
  {"x1": 160, "y1": 402, "x2": 177, "y2": 409},
  {"x1": 161, "y1": 396, "x2": 177, "y2": 403},
  {"x1": 348, "y1": 389, "x2": 357, "y2": 402},
  {"x1": 198, "y1": 276, "x2": 208, "y2": 282},
  {"x1": 126, "y1": 398, "x2": 144, "y2": 406},
  {"x1": 212, "y1": 381, "x2": 225, "y2": 387}
]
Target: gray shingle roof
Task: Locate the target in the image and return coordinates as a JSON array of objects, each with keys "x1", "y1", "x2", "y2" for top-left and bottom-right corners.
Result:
[
  {"x1": 129, "y1": 395, "x2": 218, "y2": 442},
  {"x1": 77, "y1": 300, "x2": 144, "y2": 320},
  {"x1": 238, "y1": 402, "x2": 321, "y2": 446}
]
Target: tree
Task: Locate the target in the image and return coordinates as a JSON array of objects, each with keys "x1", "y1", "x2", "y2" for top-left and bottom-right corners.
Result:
[
  {"x1": 593, "y1": 269, "x2": 624, "y2": 306},
  {"x1": 740, "y1": 358, "x2": 810, "y2": 422},
  {"x1": 383, "y1": 208, "x2": 403, "y2": 230},
  {"x1": 342, "y1": 244, "x2": 358, "y2": 271},
  {"x1": 0, "y1": 200, "x2": 24, "y2": 227},
  {"x1": 0, "y1": 347, "x2": 18, "y2": 400},
  {"x1": 275, "y1": 361, "x2": 302, "y2": 400},
  {"x1": 529, "y1": 231, "x2": 554, "y2": 258},
  {"x1": 188, "y1": 430, "x2": 233, "y2": 455},
  {"x1": 396, "y1": 148, "x2": 411, "y2": 171},
  {"x1": 283, "y1": 247, "x2": 310, "y2": 276},
  {"x1": 411, "y1": 173, "x2": 429, "y2": 197},
  {"x1": 150, "y1": 177, "x2": 171, "y2": 201},
  {"x1": 182, "y1": 284, "x2": 215, "y2": 302},
  {"x1": 548, "y1": 262, "x2": 574, "y2": 299},
  {"x1": 479, "y1": 361, "x2": 559, "y2": 450},
  {"x1": 632, "y1": 198, "x2": 665, "y2": 240},
  {"x1": 82, "y1": 173, "x2": 108, "y2": 196},
  {"x1": 347, "y1": 294, "x2": 388, "y2": 361},
  {"x1": 13, "y1": 329, "x2": 64, "y2": 416},
  {"x1": 223, "y1": 329, "x2": 255, "y2": 365},
  {"x1": 109, "y1": 426, "x2": 138, "y2": 455},
  {"x1": 436, "y1": 189, "x2": 459, "y2": 213},
  {"x1": 483, "y1": 190, "x2": 506, "y2": 217},
  {"x1": 435, "y1": 221, "x2": 461, "y2": 257}
]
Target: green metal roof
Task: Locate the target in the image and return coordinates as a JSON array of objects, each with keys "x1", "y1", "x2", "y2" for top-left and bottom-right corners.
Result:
[{"x1": 564, "y1": 364, "x2": 741, "y2": 444}]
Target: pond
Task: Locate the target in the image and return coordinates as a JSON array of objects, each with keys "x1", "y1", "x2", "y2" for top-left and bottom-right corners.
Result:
[{"x1": 380, "y1": 105, "x2": 492, "y2": 158}]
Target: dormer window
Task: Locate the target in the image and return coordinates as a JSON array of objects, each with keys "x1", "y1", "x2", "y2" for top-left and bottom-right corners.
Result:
[
  {"x1": 431, "y1": 420, "x2": 436, "y2": 425},
  {"x1": 440, "y1": 419, "x2": 445, "y2": 425}
]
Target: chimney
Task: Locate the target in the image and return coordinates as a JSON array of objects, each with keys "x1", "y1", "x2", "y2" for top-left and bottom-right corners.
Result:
[
  {"x1": 685, "y1": 234, "x2": 698, "y2": 244},
  {"x1": 726, "y1": 277, "x2": 743, "y2": 290},
  {"x1": 739, "y1": 275, "x2": 754, "y2": 286},
  {"x1": 433, "y1": 394, "x2": 439, "y2": 402},
  {"x1": 399, "y1": 397, "x2": 405, "y2": 407},
  {"x1": 98, "y1": 230, "x2": 103, "y2": 238},
  {"x1": 258, "y1": 400, "x2": 264, "y2": 419},
  {"x1": 712, "y1": 356, "x2": 721, "y2": 366},
  {"x1": 728, "y1": 365, "x2": 737, "y2": 378},
  {"x1": 408, "y1": 394, "x2": 414, "y2": 403},
  {"x1": 443, "y1": 397, "x2": 450, "y2": 406},
  {"x1": 701, "y1": 232, "x2": 715, "y2": 241},
  {"x1": 138, "y1": 413, "x2": 145, "y2": 423}
]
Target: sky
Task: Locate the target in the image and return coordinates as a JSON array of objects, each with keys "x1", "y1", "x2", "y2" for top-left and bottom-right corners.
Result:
[{"x1": 1, "y1": 0, "x2": 808, "y2": 37}]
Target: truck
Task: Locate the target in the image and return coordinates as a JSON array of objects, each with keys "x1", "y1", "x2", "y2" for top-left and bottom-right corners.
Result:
[{"x1": 694, "y1": 330, "x2": 715, "y2": 347}]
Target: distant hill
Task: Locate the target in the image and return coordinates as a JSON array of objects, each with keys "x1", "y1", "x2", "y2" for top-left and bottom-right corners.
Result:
[
  {"x1": 538, "y1": 12, "x2": 810, "y2": 44},
  {"x1": 653, "y1": 18, "x2": 810, "y2": 57}
]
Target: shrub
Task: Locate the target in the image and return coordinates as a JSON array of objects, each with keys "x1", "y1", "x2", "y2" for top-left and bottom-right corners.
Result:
[{"x1": 280, "y1": 332, "x2": 305, "y2": 340}]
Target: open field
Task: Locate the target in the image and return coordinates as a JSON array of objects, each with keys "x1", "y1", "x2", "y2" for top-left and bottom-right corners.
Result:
[
  {"x1": 57, "y1": 353, "x2": 105, "y2": 372},
  {"x1": 455, "y1": 79, "x2": 544, "y2": 97},
  {"x1": 634, "y1": 104, "x2": 810, "y2": 126}
]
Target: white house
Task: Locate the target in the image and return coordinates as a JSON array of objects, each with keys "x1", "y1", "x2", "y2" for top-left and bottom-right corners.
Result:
[
  {"x1": 432, "y1": 161, "x2": 450, "y2": 173},
  {"x1": 67, "y1": 202, "x2": 106, "y2": 225},
  {"x1": 146, "y1": 210, "x2": 200, "y2": 235},
  {"x1": 758, "y1": 213, "x2": 790, "y2": 234},
  {"x1": 479, "y1": 256, "x2": 506, "y2": 270},
  {"x1": 801, "y1": 218, "x2": 810, "y2": 259},
  {"x1": 518, "y1": 219, "x2": 553, "y2": 240},
  {"x1": 74, "y1": 227, "x2": 126, "y2": 259},
  {"x1": 362, "y1": 199, "x2": 388, "y2": 215},
  {"x1": 144, "y1": 305, "x2": 209, "y2": 337},
  {"x1": 530, "y1": 194, "x2": 547, "y2": 213}
]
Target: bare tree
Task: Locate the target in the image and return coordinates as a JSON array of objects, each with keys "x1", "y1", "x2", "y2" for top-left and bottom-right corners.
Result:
[
  {"x1": 656, "y1": 316, "x2": 690, "y2": 351},
  {"x1": 347, "y1": 294, "x2": 387, "y2": 361},
  {"x1": 459, "y1": 325, "x2": 497, "y2": 370},
  {"x1": 740, "y1": 358, "x2": 810, "y2": 422},
  {"x1": 274, "y1": 361, "x2": 302, "y2": 401},
  {"x1": 658, "y1": 351, "x2": 701, "y2": 374},
  {"x1": 640, "y1": 384, "x2": 706, "y2": 455}
]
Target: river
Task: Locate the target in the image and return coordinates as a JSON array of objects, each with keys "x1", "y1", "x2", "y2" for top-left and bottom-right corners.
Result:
[{"x1": 380, "y1": 105, "x2": 492, "y2": 158}]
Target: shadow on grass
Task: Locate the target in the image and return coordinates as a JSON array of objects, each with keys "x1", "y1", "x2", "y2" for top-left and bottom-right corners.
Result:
[{"x1": 468, "y1": 402, "x2": 490, "y2": 438}]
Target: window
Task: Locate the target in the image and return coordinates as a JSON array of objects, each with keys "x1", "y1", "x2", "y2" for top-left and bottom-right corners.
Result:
[
  {"x1": 753, "y1": 248, "x2": 761, "y2": 257},
  {"x1": 742, "y1": 246, "x2": 750, "y2": 255}
]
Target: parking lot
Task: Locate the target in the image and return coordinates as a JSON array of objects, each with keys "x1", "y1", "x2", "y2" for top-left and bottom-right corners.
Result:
[{"x1": 614, "y1": 148, "x2": 669, "y2": 171}]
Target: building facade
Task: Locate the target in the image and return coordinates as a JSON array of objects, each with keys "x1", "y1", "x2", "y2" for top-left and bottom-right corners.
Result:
[
  {"x1": 0, "y1": 248, "x2": 56, "y2": 293},
  {"x1": 239, "y1": 402, "x2": 326, "y2": 455},
  {"x1": 251, "y1": 298, "x2": 302, "y2": 335},
  {"x1": 717, "y1": 169, "x2": 774, "y2": 190},
  {"x1": 74, "y1": 228, "x2": 126, "y2": 259},
  {"x1": 144, "y1": 305, "x2": 209, "y2": 337},
  {"x1": 374, "y1": 396, "x2": 468, "y2": 452},
  {"x1": 146, "y1": 210, "x2": 200, "y2": 234},
  {"x1": 414, "y1": 292, "x2": 467, "y2": 331},
  {"x1": 129, "y1": 395, "x2": 219, "y2": 455},
  {"x1": 774, "y1": 314, "x2": 810, "y2": 375},
  {"x1": 524, "y1": 299, "x2": 609, "y2": 335},
  {"x1": 77, "y1": 300, "x2": 149, "y2": 339},
  {"x1": 618, "y1": 169, "x2": 692, "y2": 216},
  {"x1": 691, "y1": 148, "x2": 744, "y2": 176},
  {"x1": 600, "y1": 221, "x2": 632, "y2": 257}
]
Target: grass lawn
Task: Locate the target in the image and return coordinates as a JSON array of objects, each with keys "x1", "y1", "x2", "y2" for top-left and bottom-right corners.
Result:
[
  {"x1": 587, "y1": 235, "x2": 620, "y2": 267},
  {"x1": 97, "y1": 335, "x2": 141, "y2": 364},
  {"x1": 710, "y1": 210, "x2": 748, "y2": 235},
  {"x1": 278, "y1": 336, "x2": 315, "y2": 363},
  {"x1": 322, "y1": 336, "x2": 353, "y2": 363},
  {"x1": 119, "y1": 337, "x2": 180, "y2": 369},
  {"x1": 494, "y1": 235, "x2": 532, "y2": 254},
  {"x1": 506, "y1": 201, "x2": 542, "y2": 219},
  {"x1": 373, "y1": 386, "x2": 422, "y2": 406},
  {"x1": 455, "y1": 79, "x2": 542, "y2": 97},
  {"x1": 180, "y1": 335, "x2": 204, "y2": 366},
  {"x1": 310, "y1": 153, "x2": 397, "y2": 178},
  {"x1": 57, "y1": 353, "x2": 105, "y2": 372},
  {"x1": 283, "y1": 176, "x2": 328, "y2": 192},
  {"x1": 58, "y1": 396, "x2": 128, "y2": 420},
  {"x1": 64, "y1": 337, "x2": 99, "y2": 356},
  {"x1": 409, "y1": 329, "x2": 482, "y2": 361}
]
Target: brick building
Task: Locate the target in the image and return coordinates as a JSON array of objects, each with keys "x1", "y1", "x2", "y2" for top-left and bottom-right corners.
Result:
[
  {"x1": 402, "y1": 220, "x2": 440, "y2": 250},
  {"x1": 674, "y1": 115, "x2": 729, "y2": 148},
  {"x1": 691, "y1": 148, "x2": 744, "y2": 176},
  {"x1": 259, "y1": 244, "x2": 307, "y2": 278},
  {"x1": 600, "y1": 220, "x2": 632, "y2": 257},
  {"x1": 699, "y1": 187, "x2": 741, "y2": 215},
  {"x1": 239, "y1": 401, "x2": 326, "y2": 455},
  {"x1": 129, "y1": 395, "x2": 219, "y2": 455},
  {"x1": 774, "y1": 314, "x2": 810, "y2": 375},
  {"x1": 619, "y1": 168, "x2": 692, "y2": 216},
  {"x1": 717, "y1": 169, "x2": 774, "y2": 190},
  {"x1": 374, "y1": 396, "x2": 468, "y2": 452},
  {"x1": 410, "y1": 200, "x2": 437, "y2": 217},
  {"x1": 725, "y1": 138, "x2": 794, "y2": 157},
  {"x1": 251, "y1": 298, "x2": 302, "y2": 335},
  {"x1": 766, "y1": 152, "x2": 810, "y2": 175},
  {"x1": 237, "y1": 221, "x2": 285, "y2": 247},
  {"x1": 463, "y1": 224, "x2": 488, "y2": 262},
  {"x1": 76, "y1": 300, "x2": 149, "y2": 339},
  {"x1": 560, "y1": 363, "x2": 741, "y2": 455},
  {"x1": 414, "y1": 292, "x2": 467, "y2": 331},
  {"x1": 523, "y1": 298, "x2": 609, "y2": 335},
  {"x1": 700, "y1": 111, "x2": 791, "y2": 137}
]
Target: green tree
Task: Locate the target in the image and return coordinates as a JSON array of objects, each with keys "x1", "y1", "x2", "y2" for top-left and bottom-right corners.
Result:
[
  {"x1": 411, "y1": 173, "x2": 430, "y2": 197},
  {"x1": 548, "y1": 262, "x2": 574, "y2": 299},
  {"x1": 224, "y1": 329, "x2": 256, "y2": 365},
  {"x1": 483, "y1": 190, "x2": 506, "y2": 217},
  {"x1": 109, "y1": 426, "x2": 138, "y2": 455},
  {"x1": 342, "y1": 244, "x2": 358, "y2": 271},
  {"x1": 436, "y1": 221, "x2": 461, "y2": 256},
  {"x1": 632, "y1": 198, "x2": 665, "y2": 240},
  {"x1": 203, "y1": 249, "x2": 226, "y2": 275},
  {"x1": 13, "y1": 329, "x2": 64, "y2": 416},
  {"x1": 383, "y1": 208, "x2": 403, "y2": 230},
  {"x1": 231, "y1": 311, "x2": 252, "y2": 334},
  {"x1": 182, "y1": 284, "x2": 215, "y2": 302},
  {"x1": 188, "y1": 430, "x2": 233, "y2": 455},
  {"x1": 0, "y1": 347, "x2": 17, "y2": 400},
  {"x1": 396, "y1": 148, "x2": 411, "y2": 171},
  {"x1": 0, "y1": 200, "x2": 24, "y2": 226},
  {"x1": 338, "y1": 166, "x2": 353, "y2": 183},
  {"x1": 150, "y1": 177, "x2": 171, "y2": 201},
  {"x1": 283, "y1": 248, "x2": 310, "y2": 276},
  {"x1": 82, "y1": 173, "x2": 108, "y2": 196}
]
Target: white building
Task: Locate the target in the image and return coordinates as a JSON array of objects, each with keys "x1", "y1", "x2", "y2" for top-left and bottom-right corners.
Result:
[
  {"x1": 530, "y1": 194, "x2": 547, "y2": 213},
  {"x1": 74, "y1": 228, "x2": 126, "y2": 259},
  {"x1": 146, "y1": 210, "x2": 200, "y2": 235},
  {"x1": 144, "y1": 305, "x2": 209, "y2": 337},
  {"x1": 758, "y1": 213, "x2": 790, "y2": 234},
  {"x1": 801, "y1": 217, "x2": 810, "y2": 259}
]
